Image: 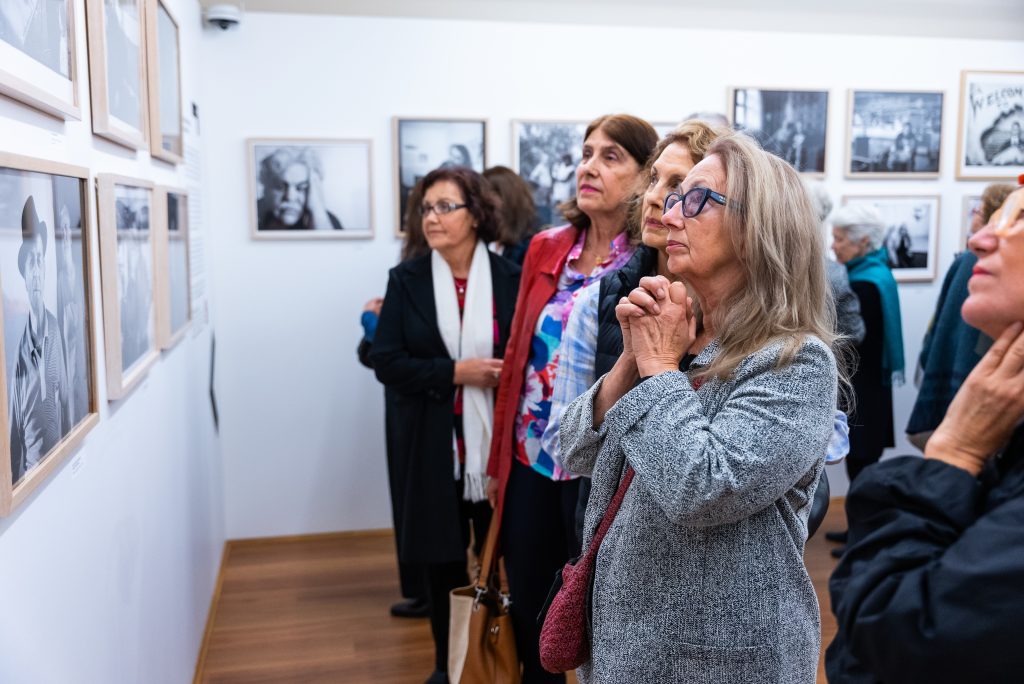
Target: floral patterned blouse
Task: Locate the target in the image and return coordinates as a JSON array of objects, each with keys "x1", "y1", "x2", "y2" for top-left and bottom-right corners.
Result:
[{"x1": 513, "y1": 228, "x2": 635, "y2": 480}]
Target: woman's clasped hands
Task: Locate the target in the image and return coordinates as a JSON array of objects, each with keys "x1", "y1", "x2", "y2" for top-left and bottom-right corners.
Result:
[{"x1": 615, "y1": 275, "x2": 697, "y2": 377}]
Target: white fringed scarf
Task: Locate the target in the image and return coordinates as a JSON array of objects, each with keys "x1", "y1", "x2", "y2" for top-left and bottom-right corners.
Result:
[{"x1": 432, "y1": 241, "x2": 493, "y2": 502}]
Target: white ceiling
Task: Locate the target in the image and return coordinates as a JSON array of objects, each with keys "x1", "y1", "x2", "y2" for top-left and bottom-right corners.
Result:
[{"x1": 200, "y1": 0, "x2": 1024, "y2": 41}]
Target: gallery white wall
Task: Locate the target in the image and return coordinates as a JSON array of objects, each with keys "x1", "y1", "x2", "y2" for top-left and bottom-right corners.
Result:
[
  {"x1": 0, "y1": 2, "x2": 223, "y2": 683},
  {"x1": 200, "y1": 11, "x2": 1023, "y2": 538}
]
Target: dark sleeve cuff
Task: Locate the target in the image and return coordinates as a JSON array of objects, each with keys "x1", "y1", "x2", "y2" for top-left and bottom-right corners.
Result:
[{"x1": 846, "y1": 456, "x2": 983, "y2": 543}]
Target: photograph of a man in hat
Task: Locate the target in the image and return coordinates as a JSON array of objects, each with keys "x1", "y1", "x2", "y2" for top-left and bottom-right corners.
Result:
[{"x1": 8, "y1": 195, "x2": 69, "y2": 484}]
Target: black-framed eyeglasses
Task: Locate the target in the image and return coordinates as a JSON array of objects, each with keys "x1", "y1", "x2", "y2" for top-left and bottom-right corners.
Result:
[
  {"x1": 420, "y1": 201, "x2": 467, "y2": 217},
  {"x1": 663, "y1": 187, "x2": 736, "y2": 218}
]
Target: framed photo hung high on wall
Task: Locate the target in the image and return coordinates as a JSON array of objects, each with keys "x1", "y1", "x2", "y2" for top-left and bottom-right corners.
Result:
[
  {"x1": 153, "y1": 186, "x2": 190, "y2": 349},
  {"x1": 0, "y1": 153, "x2": 100, "y2": 516},
  {"x1": 144, "y1": 0, "x2": 183, "y2": 164},
  {"x1": 956, "y1": 70, "x2": 1024, "y2": 180},
  {"x1": 84, "y1": 0, "x2": 148, "y2": 150},
  {"x1": 248, "y1": 138, "x2": 374, "y2": 240},
  {"x1": 0, "y1": 0, "x2": 81, "y2": 120},
  {"x1": 730, "y1": 87, "x2": 829, "y2": 176},
  {"x1": 511, "y1": 120, "x2": 586, "y2": 228},
  {"x1": 842, "y1": 195, "x2": 941, "y2": 283},
  {"x1": 96, "y1": 174, "x2": 158, "y2": 399},
  {"x1": 846, "y1": 89, "x2": 944, "y2": 178},
  {"x1": 393, "y1": 117, "x2": 487, "y2": 235}
]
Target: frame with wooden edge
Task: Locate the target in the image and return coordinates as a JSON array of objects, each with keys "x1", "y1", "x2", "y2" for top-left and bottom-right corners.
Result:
[
  {"x1": 84, "y1": 0, "x2": 149, "y2": 150},
  {"x1": 153, "y1": 185, "x2": 191, "y2": 348},
  {"x1": 144, "y1": 0, "x2": 183, "y2": 164},
  {"x1": 96, "y1": 174, "x2": 159, "y2": 399},
  {"x1": 0, "y1": 153, "x2": 100, "y2": 516},
  {"x1": 0, "y1": 0, "x2": 82, "y2": 121}
]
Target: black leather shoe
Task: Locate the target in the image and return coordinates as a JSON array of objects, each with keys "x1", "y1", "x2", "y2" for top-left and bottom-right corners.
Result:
[
  {"x1": 424, "y1": 670, "x2": 449, "y2": 684},
  {"x1": 825, "y1": 530, "x2": 848, "y2": 544},
  {"x1": 390, "y1": 597, "x2": 429, "y2": 618},
  {"x1": 831, "y1": 546, "x2": 846, "y2": 559}
]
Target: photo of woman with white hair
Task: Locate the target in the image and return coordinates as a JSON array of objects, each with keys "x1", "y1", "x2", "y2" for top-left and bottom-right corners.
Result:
[{"x1": 826, "y1": 202, "x2": 905, "y2": 556}]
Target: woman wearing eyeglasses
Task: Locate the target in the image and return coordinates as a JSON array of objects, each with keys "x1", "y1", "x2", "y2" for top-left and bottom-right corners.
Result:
[
  {"x1": 541, "y1": 120, "x2": 724, "y2": 543},
  {"x1": 559, "y1": 132, "x2": 841, "y2": 683},
  {"x1": 371, "y1": 167, "x2": 521, "y2": 684},
  {"x1": 486, "y1": 114, "x2": 657, "y2": 683}
]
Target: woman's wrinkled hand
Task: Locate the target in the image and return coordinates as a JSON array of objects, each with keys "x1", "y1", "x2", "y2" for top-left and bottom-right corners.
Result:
[
  {"x1": 629, "y1": 277, "x2": 696, "y2": 377},
  {"x1": 926, "y1": 321, "x2": 1024, "y2": 475}
]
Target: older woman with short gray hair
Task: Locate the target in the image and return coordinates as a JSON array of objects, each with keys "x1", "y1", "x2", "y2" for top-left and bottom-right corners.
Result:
[{"x1": 827, "y1": 203, "x2": 905, "y2": 555}]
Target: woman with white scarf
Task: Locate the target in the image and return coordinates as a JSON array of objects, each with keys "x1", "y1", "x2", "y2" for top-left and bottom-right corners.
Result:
[{"x1": 371, "y1": 167, "x2": 521, "y2": 684}]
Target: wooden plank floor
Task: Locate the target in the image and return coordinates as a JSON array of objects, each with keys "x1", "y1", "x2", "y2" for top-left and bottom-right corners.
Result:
[{"x1": 197, "y1": 504, "x2": 846, "y2": 683}]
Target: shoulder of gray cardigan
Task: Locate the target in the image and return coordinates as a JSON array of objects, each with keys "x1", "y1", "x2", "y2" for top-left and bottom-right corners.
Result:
[{"x1": 559, "y1": 334, "x2": 838, "y2": 531}]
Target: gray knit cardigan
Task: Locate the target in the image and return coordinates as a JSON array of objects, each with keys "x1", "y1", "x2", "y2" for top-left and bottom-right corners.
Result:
[{"x1": 559, "y1": 336, "x2": 837, "y2": 684}]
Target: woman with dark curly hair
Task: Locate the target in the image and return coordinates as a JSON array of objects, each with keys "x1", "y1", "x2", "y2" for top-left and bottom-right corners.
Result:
[{"x1": 371, "y1": 166, "x2": 521, "y2": 684}]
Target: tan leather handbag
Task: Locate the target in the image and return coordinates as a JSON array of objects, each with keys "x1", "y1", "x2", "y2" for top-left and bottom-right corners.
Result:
[{"x1": 448, "y1": 512, "x2": 520, "y2": 683}]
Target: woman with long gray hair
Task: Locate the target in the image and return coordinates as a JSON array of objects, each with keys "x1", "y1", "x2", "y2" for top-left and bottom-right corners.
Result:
[{"x1": 558, "y1": 132, "x2": 842, "y2": 682}]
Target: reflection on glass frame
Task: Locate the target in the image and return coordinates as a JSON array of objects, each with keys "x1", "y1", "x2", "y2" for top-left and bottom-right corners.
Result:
[
  {"x1": 730, "y1": 87, "x2": 829, "y2": 176},
  {"x1": 153, "y1": 186, "x2": 190, "y2": 349},
  {"x1": 85, "y1": 0, "x2": 148, "y2": 150},
  {"x1": 0, "y1": 0, "x2": 81, "y2": 120},
  {"x1": 846, "y1": 89, "x2": 944, "y2": 179},
  {"x1": 248, "y1": 138, "x2": 375, "y2": 240},
  {"x1": 144, "y1": 0, "x2": 183, "y2": 163},
  {"x1": 96, "y1": 174, "x2": 158, "y2": 399},
  {"x1": 393, "y1": 117, "x2": 487, "y2": 235},
  {"x1": 511, "y1": 120, "x2": 586, "y2": 229},
  {"x1": 842, "y1": 195, "x2": 941, "y2": 283},
  {"x1": 960, "y1": 195, "x2": 982, "y2": 253},
  {"x1": 956, "y1": 70, "x2": 1024, "y2": 180},
  {"x1": 0, "y1": 153, "x2": 99, "y2": 516}
]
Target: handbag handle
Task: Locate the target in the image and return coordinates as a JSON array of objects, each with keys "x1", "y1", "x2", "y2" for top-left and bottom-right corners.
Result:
[{"x1": 476, "y1": 503, "x2": 503, "y2": 592}]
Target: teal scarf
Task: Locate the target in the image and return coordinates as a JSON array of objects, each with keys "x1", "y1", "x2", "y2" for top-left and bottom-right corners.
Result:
[{"x1": 846, "y1": 247, "x2": 905, "y2": 386}]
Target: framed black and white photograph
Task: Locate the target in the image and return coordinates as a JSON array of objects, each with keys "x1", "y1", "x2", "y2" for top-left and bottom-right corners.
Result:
[
  {"x1": 846, "y1": 90, "x2": 943, "y2": 178},
  {"x1": 843, "y1": 195, "x2": 941, "y2": 282},
  {"x1": 97, "y1": 174, "x2": 157, "y2": 399},
  {"x1": 248, "y1": 138, "x2": 373, "y2": 240},
  {"x1": 85, "y1": 0, "x2": 148, "y2": 150},
  {"x1": 730, "y1": 87, "x2": 829, "y2": 176},
  {"x1": 0, "y1": 0, "x2": 80, "y2": 120},
  {"x1": 956, "y1": 70, "x2": 1024, "y2": 180},
  {"x1": 144, "y1": 0, "x2": 183, "y2": 164},
  {"x1": 960, "y1": 195, "x2": 982, "y2": 252},
  {"x1": 393, "y1": 117, "x2": 486, "y2": 234},
  {"x1": 154, "y1": 186, "x2": 190, "y2": 349},
  {"x1": 512, "y1": 120, "x2": 586, "y2": 228},
  {"x1": 0, "y1": 153, "x2": 99, "y2": 516}
]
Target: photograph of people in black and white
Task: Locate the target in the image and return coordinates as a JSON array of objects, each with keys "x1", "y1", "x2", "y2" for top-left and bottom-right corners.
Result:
[
  {"x1": 845, "y1": 196, "x2": 939, "y2": 281},
  {"x1": 514, "y1": 121, "x2": 586, "y2": 227},
  {"x1": 167, "y1": 192, "x2": 190, "y2": 334},
  {"x1": 960, "y1": 72, "x2": 1024, "y2": 177},
  {"x1": 1, "y1": 167, "x2": 91, "y2": 486},
  {"x1": 732, "y1": 88, "x2": 828, "y2": 174},
  {"x1": 114, "y1": 184, "x2": 153, "y2": 372},
  {"x1": 252, "y1": 141, "x2": 372, "y2": 237},
  {"x1": 103, "y1": 0, "x2": 143, "y2": 130},
  {"x1": 395, "y1": 119, "x2": 484, "y2": 230},
  {"x1": 0, "y1": 0, "x2": 71, "y2": 77},
  {"x1": 849, "y1": 91, "x2": 943, "y2": 175}
]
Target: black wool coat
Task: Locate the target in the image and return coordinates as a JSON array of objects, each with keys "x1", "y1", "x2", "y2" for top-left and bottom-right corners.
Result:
[{"x1": 370, "y1": 250, "x2": 520, "y2": 565}]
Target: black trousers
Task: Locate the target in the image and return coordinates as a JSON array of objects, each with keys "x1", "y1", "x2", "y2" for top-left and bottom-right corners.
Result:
[
  {"x1": 424, "y1": 485, "x2": 491, "y2": 673},
  {"x1": 502, "y1": 459, "x2": 582, "y2": 684}
]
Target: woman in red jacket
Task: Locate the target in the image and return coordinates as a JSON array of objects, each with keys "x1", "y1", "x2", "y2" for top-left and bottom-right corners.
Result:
[{"x1": 486, "y1": 114, "x2": 657, "y2": 683}]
